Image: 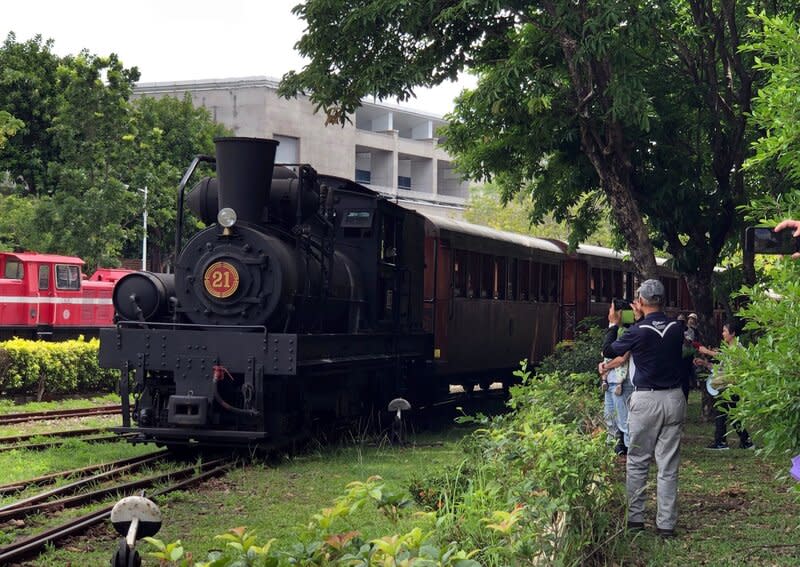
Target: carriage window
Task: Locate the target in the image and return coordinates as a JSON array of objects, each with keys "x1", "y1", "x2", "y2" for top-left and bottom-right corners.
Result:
[
  {"x1": 453, "y1": 249, "x2": 467, "y2": 298},
  {"x1": 519, "y1": 260, "x2": 530, "y2": 301},
  {"x1": 665, "y1": 277, "x2": 678, "y2": 307},
  {"x1": 601, "y1": 269, "x2": 612, "y2": 302},
  {"x1": 509, "y1": 258, "x2": 518, "y2": 300},
  {"x1": 38, "y1": 265, "x2": 50, "y2": 290},
  {"x1": 547, "y1": 264, "x2": 559, "y2": 302},
  {"x1": 493, "y1": 257, "x2": 507, "y2": 299},
  {"x1": 539, "y1": 264, "x2": 550, "y2": 301},
  {"x1": 3, "y1": 260, "x2": 23, "y2": 280},
  {"x1": 468, "y1": 252, "x2": 481, "y2": 298},
  {"x1": 480, "y1": 254, "x2": 492, "y2": 298},
  {"x1": 590, "y1": 268, "x2": 600, "y2": 302},
  {"x1": 55, "y1": 264, "x2": 81, "y2": 290},
  {"x1": 612, "y1": 270, "x2": 624, "y2": 300},
  {"x1": 624, "y1": 272, "x2": 634, "y2": 300},
  {"x1": 531, "y1": 262, "x2": 541, "y2": 302}
]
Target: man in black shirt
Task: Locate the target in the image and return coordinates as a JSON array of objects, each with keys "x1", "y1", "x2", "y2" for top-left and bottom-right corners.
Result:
[{"x1": 603, "y1": 279, "x2": 687, "y2": 538}]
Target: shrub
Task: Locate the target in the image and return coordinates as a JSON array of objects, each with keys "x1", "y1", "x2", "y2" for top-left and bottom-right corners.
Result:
[
  {"x1": 535, "y1": 320, "x2": 606, "y2": 377},
  {"x1": 0, "y1": 337, "x2": 118, "y2": 399},
  {"x1": 413, "y1": 363, "x2": 624, "y2": 566},
  {"x1": 144, "y1": 476, "x2": 481, "y2": 567},
  {"x1": 723, "y1": 259, "x2": 800, "y2": 459}
]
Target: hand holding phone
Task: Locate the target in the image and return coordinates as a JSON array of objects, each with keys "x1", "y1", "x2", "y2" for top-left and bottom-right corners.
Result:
[
  {"x1": 612, "y1": 298, "x2": 635, "y2": 324},
  {"x1": 744, "y1": 226, "x2": 800, "y2": 256},
  {"x1": 774, "y1": 220, "x2": 800, "y2": 259}
]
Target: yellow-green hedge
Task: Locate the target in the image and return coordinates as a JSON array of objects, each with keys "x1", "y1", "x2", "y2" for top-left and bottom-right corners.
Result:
[{"x1": 0, "y1": 337, "x2": 119, "y2": 398}]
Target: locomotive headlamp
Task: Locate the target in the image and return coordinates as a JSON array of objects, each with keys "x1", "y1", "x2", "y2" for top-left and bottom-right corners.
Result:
[{"x1": 217, "y1": 207, "x2": 237, "y2": 228}]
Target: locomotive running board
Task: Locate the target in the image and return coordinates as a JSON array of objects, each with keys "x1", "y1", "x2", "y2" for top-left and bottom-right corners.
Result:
[
  {"x1": 112, "y1": 426, "x2": 269, "y2": 446},
  {"x1": 99, "y1": 326, "x2": 297, "y2": 375}
]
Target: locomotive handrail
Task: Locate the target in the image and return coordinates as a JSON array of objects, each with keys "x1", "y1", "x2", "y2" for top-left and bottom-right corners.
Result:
[{"x1": 175, "y1": 154, "x2": 215, "y2": 257}]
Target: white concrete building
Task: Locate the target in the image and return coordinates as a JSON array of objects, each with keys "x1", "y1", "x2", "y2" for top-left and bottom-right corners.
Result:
[{"x1": 134, "y1": 76, "x2": 470, "y2": 217}]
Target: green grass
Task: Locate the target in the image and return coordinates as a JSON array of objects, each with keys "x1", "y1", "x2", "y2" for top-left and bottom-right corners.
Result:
[
  {"x1": 28, "y1": 429, "x2": 470, "y2": 566},
  {"x1": 0, "y1": 437, "x2": 156, "y2": 488}
]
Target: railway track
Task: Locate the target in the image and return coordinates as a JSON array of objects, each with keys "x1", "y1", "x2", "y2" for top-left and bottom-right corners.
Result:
[
  {"x1": 0, "y1": 404, "x2": 122, "y2": 425},
  {"x1": 0, "y1": 431, "x2": 134, "y2": 453},
  {"x1": 0, "y1": 455, "x2": 231, "y2": 563},
  {"x1": 0, "y1": 426, "x2": 110, "y2": 445},
  {"x1": 0, "y1": 450, "x2": 168, "y2": 495}
]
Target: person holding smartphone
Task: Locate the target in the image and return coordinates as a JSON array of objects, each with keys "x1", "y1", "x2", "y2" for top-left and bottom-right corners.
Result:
[{"x1": 602, "y1": 279, "x2": 686, "y2": 538}]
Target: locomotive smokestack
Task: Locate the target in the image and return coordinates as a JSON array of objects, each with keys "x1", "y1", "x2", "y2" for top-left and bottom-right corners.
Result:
[{"x1": 214, "y1": 137, "x2": 279, "y2": 224}]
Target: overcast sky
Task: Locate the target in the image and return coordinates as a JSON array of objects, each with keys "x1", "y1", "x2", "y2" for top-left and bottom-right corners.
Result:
[{"x1": 2, "y1": 0, "x2": 475, "y2": 116}]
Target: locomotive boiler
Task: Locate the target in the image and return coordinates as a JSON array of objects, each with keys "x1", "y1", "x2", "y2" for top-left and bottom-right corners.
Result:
[{"x1": 99, "y1": 137, "x2": 431, "y2": 448}]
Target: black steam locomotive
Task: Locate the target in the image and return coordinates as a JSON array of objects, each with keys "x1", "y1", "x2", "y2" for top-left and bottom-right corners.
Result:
[{"x1": 99, "y1": 137, "x2": 432, "y2": 447}]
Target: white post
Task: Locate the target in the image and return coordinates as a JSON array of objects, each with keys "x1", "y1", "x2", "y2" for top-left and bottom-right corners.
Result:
[{"x1": 139, "y1": 186, "x2": 148, "y2": 271}]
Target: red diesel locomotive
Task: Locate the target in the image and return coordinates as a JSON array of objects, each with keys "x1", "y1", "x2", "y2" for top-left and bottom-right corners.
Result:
[{"x1": 0, "y1": 252, "x2": 130, "y2": 340}]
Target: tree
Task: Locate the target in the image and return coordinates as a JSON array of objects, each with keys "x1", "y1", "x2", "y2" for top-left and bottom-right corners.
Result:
[
  {"x1": 0, "y1": 34, "x2": 227, "y2": 269},
  {"x1": 280, "y1": 0, "x2": 798, "y2": 330},
  {"x1": 465, "y1": 183, "x2": 616, "y2": 247},
  {"x1": 744, "y1": 10, "x2": 800, "y2": 185},
  {"x1": 0, "y1": 111, "x2": 23, "y2": 149},
  {"x1": 0, "y1": 34, "x2": 63, "y2": 196},
  {"x1": 119, "y1": 94, "x2": 229, "y2": 271}
]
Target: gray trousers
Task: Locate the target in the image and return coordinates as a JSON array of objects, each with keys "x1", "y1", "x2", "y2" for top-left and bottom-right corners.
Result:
[{"x1": 626, "y1": 388, "x2": 687, "y2": 529}]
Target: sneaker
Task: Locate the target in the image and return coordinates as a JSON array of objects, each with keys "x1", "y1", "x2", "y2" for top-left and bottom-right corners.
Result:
[
  {"x1": 740, "y1": 440, "x2": 755, "y2": 449},
  {"x1": 626, "y1": 521, "x2": 645, "y2": 532},
  {"x1": 656, "y1": 527, "x2": 676, "y2": 538},
  {"x1": 706, "y1": 442, "x2": 730, "y2": 450}
]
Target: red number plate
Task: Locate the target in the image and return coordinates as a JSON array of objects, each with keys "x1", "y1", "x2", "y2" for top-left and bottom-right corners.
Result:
[{"x1": 203, "y1": 261, "x2": 240, "y2": 299}]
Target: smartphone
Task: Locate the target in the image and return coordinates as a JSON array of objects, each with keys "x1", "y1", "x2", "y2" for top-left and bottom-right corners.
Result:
[
  {"x1": 745, "y1": 226, "x2": 800, "y2": 254},
  {"x1": 613, "y1": 298, "x2": 635, "y2": 325}
]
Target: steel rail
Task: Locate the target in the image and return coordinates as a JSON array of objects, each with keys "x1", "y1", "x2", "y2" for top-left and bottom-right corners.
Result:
[
  {"x1": 0, "y1": 405, "x2": 122, "y2": 425},
  {"x1": 0, "y1": 457, "x2": 226, "y2": 521},
  {"x1": 0, "y1": 450, "x2": 168, "y2": 495},
  {"x1": 0, "y1": 463, "x2": 231, "y2": 564},
  {"x1": 0, "y1": 427, "x2": 109, "y2": 445},
  {"x1": 0, "y1": 433, "x2": 134, "y2": 453},
  {"x1": 0, "y1": 452, "x2": 169, "y2": 514}
]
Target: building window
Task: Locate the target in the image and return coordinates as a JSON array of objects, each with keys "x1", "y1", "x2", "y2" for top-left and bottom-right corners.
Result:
[
  {"x1": 273, "y1": 134, "x2": 299, "y2": 165},
  {"x1": 355, "y1": 169, "x2": 371, "y2": 184}
]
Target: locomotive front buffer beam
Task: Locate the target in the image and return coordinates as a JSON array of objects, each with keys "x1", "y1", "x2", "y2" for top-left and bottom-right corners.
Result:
[
  {"x1": 99, "y1": 326, "x2": 298, "y2": 432},
  {"x1": 99, "y1": 325, "x2": 431, "y2": 433}
]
